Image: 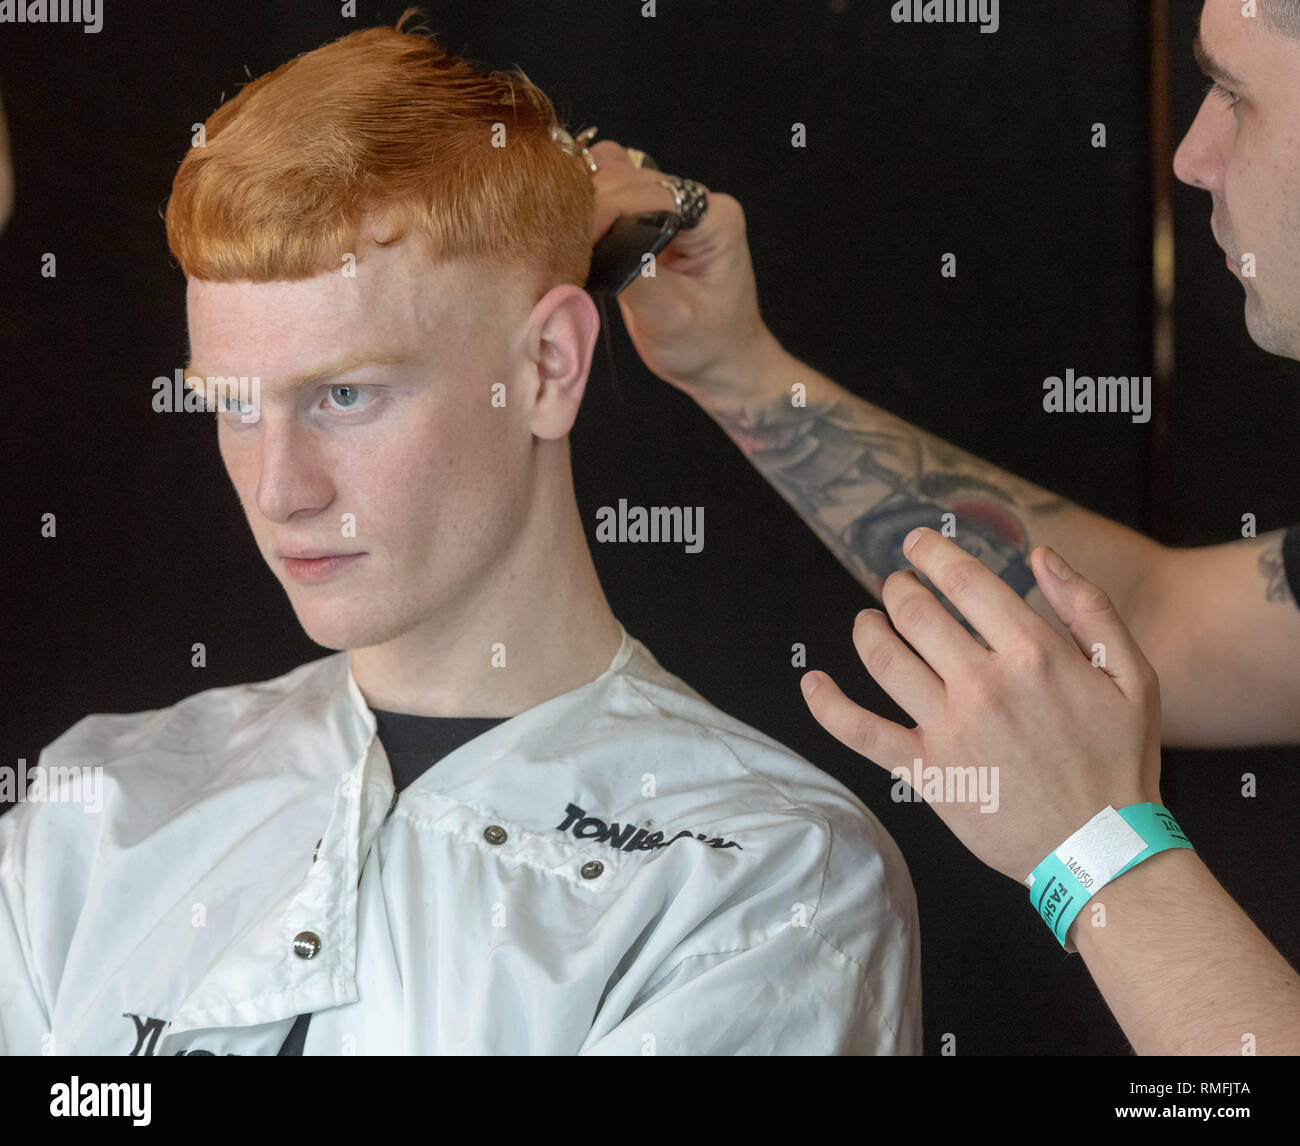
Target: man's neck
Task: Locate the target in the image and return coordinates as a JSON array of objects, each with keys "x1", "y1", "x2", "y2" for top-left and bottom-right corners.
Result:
[{"x1": 346, "y1": 473, "x2": 624, "y2": 718}]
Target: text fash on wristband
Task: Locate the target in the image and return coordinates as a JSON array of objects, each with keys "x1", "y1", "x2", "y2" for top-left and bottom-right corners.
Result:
[{"x1": 1024, "y1": 803, "x2": 1193, "y2": 952}]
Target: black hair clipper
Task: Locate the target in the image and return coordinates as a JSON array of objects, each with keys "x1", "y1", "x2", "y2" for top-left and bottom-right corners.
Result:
[
  {"x1": 583, "y1": 141, "x2": 681, "y2": 299},
  {"x1": 586, "y1": 210, "x2": 682, "y2": 395},
  {"x1": 581, "y1": 144, "x2": 684, "y2": 393},
  {"x1": 585, "y1": 209, "x2": 682, "y2": 297}
]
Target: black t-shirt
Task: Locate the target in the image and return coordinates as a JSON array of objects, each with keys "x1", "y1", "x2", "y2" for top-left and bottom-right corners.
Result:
[
  {"x1": 1284, "y1": 524, "x2": 1300, "y2": 604},
  {"x1": 277, "y1": 708, "x2": 507, "y2": 1056}
]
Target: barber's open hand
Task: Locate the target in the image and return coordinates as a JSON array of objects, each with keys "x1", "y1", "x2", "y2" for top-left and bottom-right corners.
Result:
[
  {"x1": 588, "y1": 139, "x2": 777, "y2": 403},
  {"x1": 801, "y1": 528, "x2": 1164, "y2": 884}
]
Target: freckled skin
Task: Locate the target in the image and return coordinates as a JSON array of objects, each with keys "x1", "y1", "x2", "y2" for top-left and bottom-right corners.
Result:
[{"x1": 1174, "y1": 0, "x2": 1300, "y2": 358}]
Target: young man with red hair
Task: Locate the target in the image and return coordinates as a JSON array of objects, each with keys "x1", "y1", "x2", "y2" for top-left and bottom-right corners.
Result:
[{"x1": 0, "y1": 13, "x2": 919, "y2": 1055}]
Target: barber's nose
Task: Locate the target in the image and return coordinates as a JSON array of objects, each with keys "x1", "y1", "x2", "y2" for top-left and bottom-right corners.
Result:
[
  {"x1": 1173, "y1": 95, "x2": 1228, "y2": 194},
  {"x1": 254, "y1": 418, "x2": 334, "y2": 524}
]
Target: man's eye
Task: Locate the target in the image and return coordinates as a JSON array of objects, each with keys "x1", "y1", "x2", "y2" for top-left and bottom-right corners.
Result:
[
  {"x1": 325, "y1": 384, "x2": 368, "y2": 410},
  {"x1": 1205, "y1": 80, "x2": 1241, "y2": 107}
]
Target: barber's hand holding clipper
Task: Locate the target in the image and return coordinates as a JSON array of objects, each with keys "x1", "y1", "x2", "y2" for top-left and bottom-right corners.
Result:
[{"x1": 585, "y1": 137, "x2": 781, "y2": 407}]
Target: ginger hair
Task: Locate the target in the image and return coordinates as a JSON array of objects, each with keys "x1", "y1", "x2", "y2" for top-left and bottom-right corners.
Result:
[{"x1": 164, "y1": 8, "x2": 593, "y2": 294}]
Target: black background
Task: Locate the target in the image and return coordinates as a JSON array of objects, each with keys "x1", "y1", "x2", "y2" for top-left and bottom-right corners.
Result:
[{"x1": 2, "y1": 0, "x2": 1297, "y2": 1056}]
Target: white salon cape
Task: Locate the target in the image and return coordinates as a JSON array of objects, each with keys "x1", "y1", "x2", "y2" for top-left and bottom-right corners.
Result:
[{"x1": 0, "y1": 627, "x2": 921, "y2": 1055}]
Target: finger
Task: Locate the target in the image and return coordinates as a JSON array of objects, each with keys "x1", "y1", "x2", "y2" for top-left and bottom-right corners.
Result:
[
  {"x1": 588, "y1": 140, "x2": 666, "y2": 179},
  {"x1": 881, "y1": 569, "x2": 986, "y2": 682},
  {"x1": 587, "y1": 140, "x2": 639, "y2": 170},
  {"x1": 1030, "y1": 546, "x2": 1155, "y2": 699},
  {"x1": 591, "y1": 178, "x2": 682, "y2": 245},
  {"x1": 590, "y1": 147, "x2": 684, "y2": 240},
  {"x1": 902, "y1": 526, "x2": 1057, "y2": 651},
  {"x1": 851, "y1": 608, "x2": 945, "y2": 726},
  {"x1": 800, "y1": 670, "x2": 922, "y2": 770}
]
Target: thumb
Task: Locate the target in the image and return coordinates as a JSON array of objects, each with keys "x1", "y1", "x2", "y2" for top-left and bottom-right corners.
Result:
[{"x1": 1031, "y1": 546, "x2": 1153, "y2": 697}]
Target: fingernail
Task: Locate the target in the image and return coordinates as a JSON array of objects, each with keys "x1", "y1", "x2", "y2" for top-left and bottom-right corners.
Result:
[
  {"x1": 903, "y1": 527, "x2": 928, "y2": 555},
  {"x1": 1043, "y1": 547, "x2": 1073, "y2": 581},
  {"x1": 800, "y1": 673, "x2": 821, "y2": 697},
  {"x1": 855, "y1": 608, "x2": 881, "y2": 624}
]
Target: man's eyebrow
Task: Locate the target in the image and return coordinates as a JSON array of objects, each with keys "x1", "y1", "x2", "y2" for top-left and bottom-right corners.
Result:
[
  {"x1": 1193, "y1": 32, "x2": 1246, "y2": 89},
  {"x1": 182, "y1": 350, "x2": 413, "y2": 389}
]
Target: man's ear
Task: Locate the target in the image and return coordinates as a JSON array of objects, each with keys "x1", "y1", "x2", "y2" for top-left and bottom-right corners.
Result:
[{"x1": 525, "y1": 284, "x2": 600, "y2": 440}]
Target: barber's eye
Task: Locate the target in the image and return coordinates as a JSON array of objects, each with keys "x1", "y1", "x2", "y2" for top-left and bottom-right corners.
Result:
[
  {"x1": 326, "y1": 384, "x2": 365, "y2": 409},
  {"x1": 1205, "y1": 81, "x2": 1240, "y2": 107}
]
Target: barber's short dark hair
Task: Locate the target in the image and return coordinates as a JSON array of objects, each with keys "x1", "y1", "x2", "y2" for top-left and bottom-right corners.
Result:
[{"x1": 1263, "y1": 0, "x2": 1300, "y2": 39}]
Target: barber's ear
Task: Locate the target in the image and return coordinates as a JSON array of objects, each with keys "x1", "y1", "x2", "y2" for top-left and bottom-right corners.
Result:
[{"x1": 527, "y1": 285, "x2": 599, "y2": 440}]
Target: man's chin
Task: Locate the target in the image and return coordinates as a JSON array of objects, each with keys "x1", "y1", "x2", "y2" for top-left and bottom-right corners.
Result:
[
  {"x1": 1242, "y1": 296, "x2": 1300, "y2": 361},
  {"x1": 291, "y1": 606, "x2": 393, "y2": 652},
  {"x1": 295, "y1": 621, "x2": 362, "y2": 652}
]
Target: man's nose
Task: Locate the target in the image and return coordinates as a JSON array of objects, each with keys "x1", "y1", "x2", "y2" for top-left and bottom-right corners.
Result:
[
  {"x1": 253, "y1": 418, "x2": 334, "y2": 524},
  {"x1": 1173, "y1": 95, "x2": 1229, "y2": 193}
]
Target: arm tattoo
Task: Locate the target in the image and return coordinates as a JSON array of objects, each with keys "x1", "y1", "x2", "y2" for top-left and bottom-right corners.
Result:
[
  {"x1": 1258, "y1": 538, "x2": 1296, "y2": 606},
  {"x1": 711, "y1": 396, "x2": 1044, "y2": 612}
]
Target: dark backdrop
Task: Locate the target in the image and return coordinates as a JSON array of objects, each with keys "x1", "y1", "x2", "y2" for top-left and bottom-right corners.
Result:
[{"x1": 2, "y1": 0, "x2": 1296, "y2": 1056}]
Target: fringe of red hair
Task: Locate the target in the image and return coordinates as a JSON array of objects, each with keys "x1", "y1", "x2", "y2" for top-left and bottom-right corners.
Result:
[{"x1": 164, "y1": 8, "x2": 593, "y2": 291}]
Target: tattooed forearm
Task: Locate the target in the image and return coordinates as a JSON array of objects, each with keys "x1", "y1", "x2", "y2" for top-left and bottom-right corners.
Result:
[
  {"x1": 709, "y1": 393, "x2": 1061, "y2": 609},
  {"x1": 1258, "y1": 538, "x2": 1296, "y2": 605}
]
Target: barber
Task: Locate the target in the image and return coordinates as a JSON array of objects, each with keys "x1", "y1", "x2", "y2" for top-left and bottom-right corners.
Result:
[{"x1": 585, "y1": 133, "x2": 1300, "y2": 1055}]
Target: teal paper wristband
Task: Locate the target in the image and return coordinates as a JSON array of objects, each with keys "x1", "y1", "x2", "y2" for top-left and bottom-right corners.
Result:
[
  {"x1": 1111, "y1": 803, "x2": 1193, "y2": 880},
  {"x1": 1026, "y1": 802, "x2": 1193, "y2": 952}
]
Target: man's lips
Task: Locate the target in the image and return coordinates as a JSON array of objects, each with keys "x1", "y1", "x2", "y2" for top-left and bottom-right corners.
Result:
[
  {"x1": 1212, "y1": 223, "x2": 1240, "y2": 268},
  {"x1": 279, "y1": 552, "x2": 367, "y2": 583},
  {"x1": 1214, "y1": 236, "x2": 1240, "y2": 273}
]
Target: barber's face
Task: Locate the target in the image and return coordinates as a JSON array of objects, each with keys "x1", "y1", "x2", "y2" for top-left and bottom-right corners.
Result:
[
  {"x1": 187, "y1": 244, "x2": 540, "y2": 652},
  {"x1": 1174, "y1": 0, "x2": 1300, "y2": 359}
]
